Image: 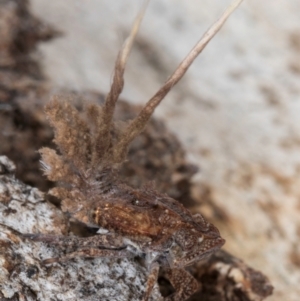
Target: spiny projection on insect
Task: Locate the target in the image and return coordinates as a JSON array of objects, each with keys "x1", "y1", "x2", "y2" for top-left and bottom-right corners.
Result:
[{"x1": 25, "y1": 0, "x2": 243, "y2": 300}]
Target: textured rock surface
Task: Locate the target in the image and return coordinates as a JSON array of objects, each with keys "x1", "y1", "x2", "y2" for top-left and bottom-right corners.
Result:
[
  {"x1": 0, "y1": 156, "x2": 162, "y2": 301},
  {"x1": 0, "y1": 154, "x2": 271, "y2": 300},
  {"x1": 28, "y1": 1, "x2": 300, "y2": 300}
]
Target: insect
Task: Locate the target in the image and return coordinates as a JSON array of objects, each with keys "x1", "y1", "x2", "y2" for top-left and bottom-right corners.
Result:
[{"x1": 25, "y1": 0, "x2": 243, "y2": 300}]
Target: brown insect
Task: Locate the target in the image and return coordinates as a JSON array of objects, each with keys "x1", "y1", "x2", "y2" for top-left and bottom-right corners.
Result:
[{"x1": 25, "y1": 0, "x2": 243, "y2": 300}]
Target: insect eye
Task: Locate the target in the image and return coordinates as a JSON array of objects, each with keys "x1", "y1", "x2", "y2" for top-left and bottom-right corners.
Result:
[
  {"x1": 131, "y1": 198, "x2": 154, "y2": 208},
  {"x1": 131, "y1": 199, "x2": 142, "y2": 206}
]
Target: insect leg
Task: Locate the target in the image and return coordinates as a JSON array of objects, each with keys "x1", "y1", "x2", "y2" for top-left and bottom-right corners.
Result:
[
  {"x1": 23, "y1": 233, "x2": 125, "y2": 249},
  {"x1": 42, "y1": 248, "x2": 133, "y2": 265},
  {"x1": 142, "y1": 261, "x2": 160, "y2": 301},
  {"x1": 164, "y1": 268, "x2": 199, "y2": 301},
  {"x1": 114, "y1": 0, "x2": 243, "y2": 163},
  {"x1": 93, "y1": 0, "x2": 150, "y2": 163}
]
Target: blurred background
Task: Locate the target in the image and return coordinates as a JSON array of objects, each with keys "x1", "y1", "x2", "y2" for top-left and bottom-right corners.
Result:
[{"x1": 30, "y1": 1, "x2": 300, "y2": 300}]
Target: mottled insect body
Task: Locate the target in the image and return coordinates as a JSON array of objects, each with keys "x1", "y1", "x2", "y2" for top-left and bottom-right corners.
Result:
[
  {"x1": 85, "y1": 183, "x2": 224, "y2": 267},
  {"x1": 27, "y1": 0, "x2": 243, "y2": 300}
]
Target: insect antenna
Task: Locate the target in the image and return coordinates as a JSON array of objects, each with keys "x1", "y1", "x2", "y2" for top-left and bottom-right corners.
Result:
[
  {"x1": 113, "y1": 0, "x2": 243, "y2": 163},
  {"x1": 92, "y1": 0, "x2": 150, "y2": 164}
]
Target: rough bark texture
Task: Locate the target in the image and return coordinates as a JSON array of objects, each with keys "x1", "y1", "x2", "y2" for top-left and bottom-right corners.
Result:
[{"x1": 0, "y1": 1, "x2": 273, "y2": 301}]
